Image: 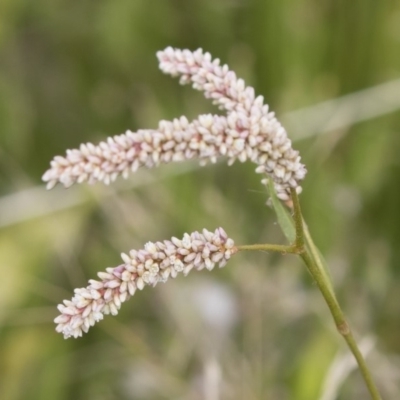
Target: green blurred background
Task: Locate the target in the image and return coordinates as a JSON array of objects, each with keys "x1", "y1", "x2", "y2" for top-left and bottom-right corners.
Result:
[{"x1": 1, "y1": 0, "x2": 400, "y2": 399}]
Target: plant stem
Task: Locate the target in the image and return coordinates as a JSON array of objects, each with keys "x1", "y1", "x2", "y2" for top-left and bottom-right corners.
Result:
[
  {"x1": 290, "y1": 189, "x2": 382, "y2": 400},
  {"x1": 236, "y1": 188, "x2": 382, "y2": 398},
  {"x1": 237, "y1": 243, "x2": 299, "y2": 254},
  {"x1": 301, "y1": 218, "x2": 335, "y2": 296},
  {"x1": 291, "y1": 189, "x2": 304, "y2": 250},
  {"x1": 300, "y1": 251, "x2": 382, "y2": 399}
]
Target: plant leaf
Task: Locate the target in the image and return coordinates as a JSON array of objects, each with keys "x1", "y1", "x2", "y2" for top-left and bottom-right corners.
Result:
[{"x1": 267, "y1": 179, "x2": 295, "y2": 243}]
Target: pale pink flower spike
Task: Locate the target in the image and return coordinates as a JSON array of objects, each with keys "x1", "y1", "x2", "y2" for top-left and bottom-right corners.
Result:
[
  {"x1": 43, "y1": 47, "x2": 306, "y2": 201},
  {"x1": 49, "y1": 47, "x2": 307, "y2": 339},
  {"x1": 54, "y1": 228, "x2": 236, "y2": 339}
]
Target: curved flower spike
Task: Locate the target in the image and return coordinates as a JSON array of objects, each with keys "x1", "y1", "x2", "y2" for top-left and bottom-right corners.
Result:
[
  {"x1": 54, "y1": 228, "x2": 236, "y2": 339},
  {"x1": 43, "y1": 48, "x2": 306, "y2": 200},
  {"x1": 158, "y1": 47, "x2": 307, "y2": 199},
  {"x1": 158, "y1": 47, "x2": 262, "y2": 115},
  {"x1": 43, "y1": 113, "x2": 305, "y2": 200}
]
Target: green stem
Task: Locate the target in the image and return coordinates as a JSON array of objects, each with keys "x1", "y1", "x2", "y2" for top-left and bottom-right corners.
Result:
[
  {"x1": 236, "y1": 188, "x2": 382, "y2": 399},
  {"x1": 300, "y1": 251, "x2": 382, "y2": 400},
  {"x1": 291, "y1": 188, "x2": 304, "y2": 250},
  {"x1": 237, "y1": 243, "x2": 299, "y2": 254},
  {"x1": 290, "y1": 189, "x2": 382, "y2": 400},
  {"x1": 302, "y1": 218, "x2": 335, "y2": 296}
]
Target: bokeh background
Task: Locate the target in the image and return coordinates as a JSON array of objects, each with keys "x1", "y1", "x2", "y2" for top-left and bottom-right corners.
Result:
[{"x1": 1, "y1": 1, "x2": 400, "y2": 399}]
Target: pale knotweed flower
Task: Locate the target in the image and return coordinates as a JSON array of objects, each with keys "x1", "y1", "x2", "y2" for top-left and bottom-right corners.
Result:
[
  {"x1": 158, "y1": 46, "x2": 267, "y2": 114},
  {"x1": 54, "y1": 228, "x2": 236, "y2": 339},
  {"x1": 158, "y1": 47, "x2": 307, "y2": 199},
  {"x1": 43, "y1": 47, "x2": 306, "y2": 200}
]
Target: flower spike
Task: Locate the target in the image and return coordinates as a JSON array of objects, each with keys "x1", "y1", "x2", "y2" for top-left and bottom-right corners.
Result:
[
  {"x1": 54, "y1": 228, "x2": 236, "y2": 339},
  {"x1": 43, "y1": 47, "x2": 306, "y2": 200}
]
